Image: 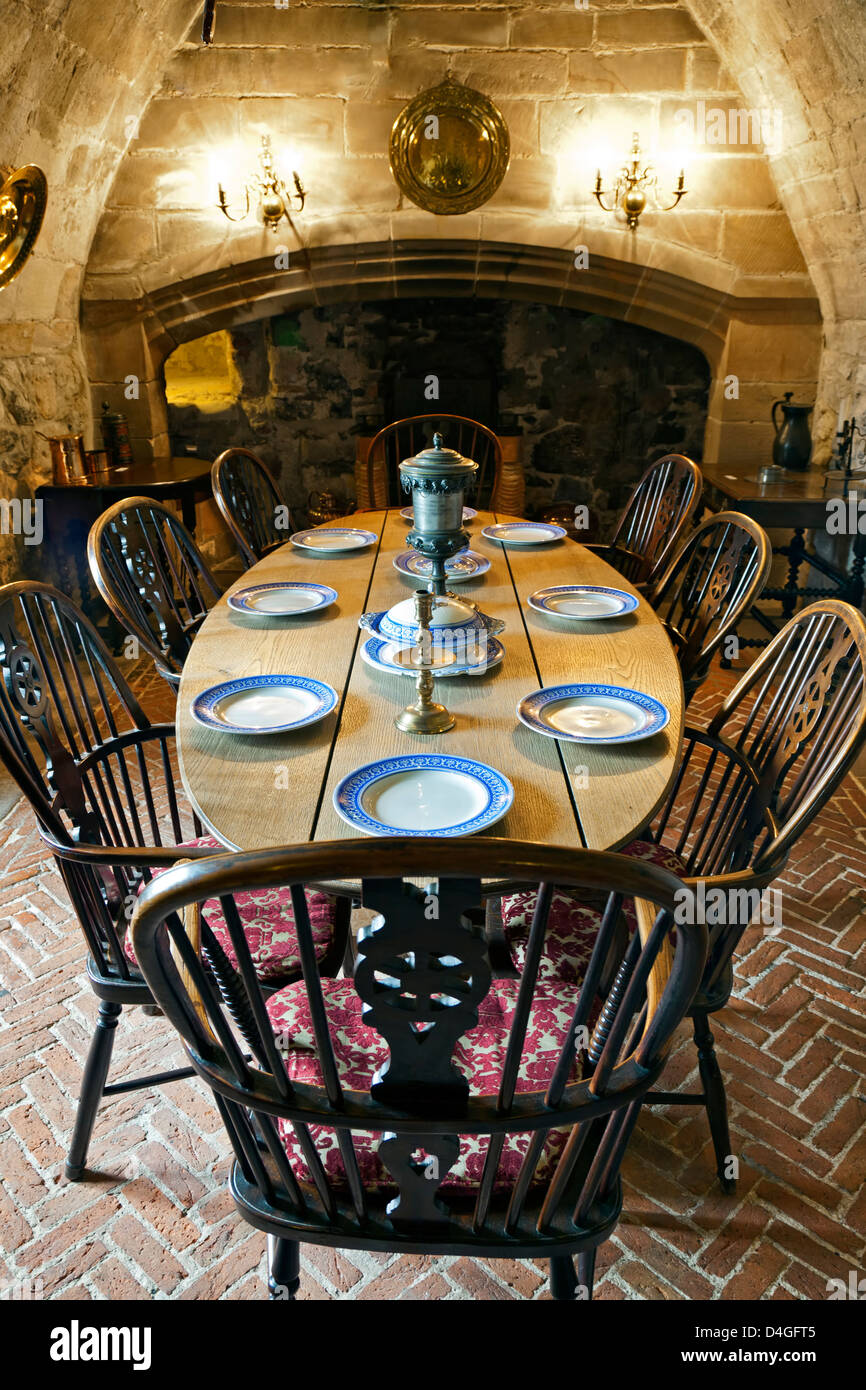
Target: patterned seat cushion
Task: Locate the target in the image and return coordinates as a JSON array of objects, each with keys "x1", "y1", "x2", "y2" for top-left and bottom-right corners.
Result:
[
  {"x1": 266, "y1": 974, "x2": 585, "y2": 1194},
  {"x1": 123, "y1": 835, "x2": 337, "y2": 984},
  {"x1": 500, "y1": 839, "x2": 686, "y2": 984}
]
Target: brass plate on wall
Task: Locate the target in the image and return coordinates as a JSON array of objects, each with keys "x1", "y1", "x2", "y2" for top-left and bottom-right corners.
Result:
[
  {"x1": 0, "y1": 164, "x2": 47, "y2": 290},
  {"x1": 390, "y1": 78, "x2": 510, "y2": 215}
]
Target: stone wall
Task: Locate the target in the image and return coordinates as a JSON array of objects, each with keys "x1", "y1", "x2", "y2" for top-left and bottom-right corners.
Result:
[
  {"x1": 0, "y1": 0, "x2": 201, "y2": 584},
  {"x1": 686, "y1": 0, "x2": 866, "y2": 454},
  {"x1": 165, "y1": 298, "x2": 710, "y2": 526},
  {"x1": 4, "y1": 0, "x2": 866, "y2": 590},
  {"x1": 78, "y1": 0, "x2": 822, "y2": 479}
]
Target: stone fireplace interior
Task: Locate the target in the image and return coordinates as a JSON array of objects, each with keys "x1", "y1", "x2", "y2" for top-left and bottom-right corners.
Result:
[
  {"x1": 2, "y1": 0, "x2": 863, "y2": 589},
  {"x1": 163, "y1": 296, "x2": 711, "y2": 541}
]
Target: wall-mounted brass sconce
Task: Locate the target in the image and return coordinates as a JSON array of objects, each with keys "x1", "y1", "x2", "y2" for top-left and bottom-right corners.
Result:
[
  {"x1": 0, "y1": 163, "x2": 47, "y2": 291},
  {"x1": 593, "y1": 132, "x2": 686, "y2": 230},
  {"x1": 216, "y1": 135, "x2": 306, "y2": 231}
]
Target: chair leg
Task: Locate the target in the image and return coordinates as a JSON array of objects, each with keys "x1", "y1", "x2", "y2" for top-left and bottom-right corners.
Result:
[
  {"x1": 577, "y1": 1249, "x2": 596, "y2": 1301},
  {"x1": 65, "y1": 1000, "x2": 122, "y2": 1181},
  {"x1": 268, "y1": 1235, "x2": 300, "y2": 1300},
  {"x1": 549, "y1": 1255, "x2": 579, "y2": 1301},
  {"x1": 693, "y1": 1009, "x2": 736, "y2": 1194}
]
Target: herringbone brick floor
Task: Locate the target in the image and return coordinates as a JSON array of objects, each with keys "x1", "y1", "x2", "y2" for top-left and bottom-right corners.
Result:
[{"x1": 0, "y1": 658, "x2": 863, "y2": 1301}]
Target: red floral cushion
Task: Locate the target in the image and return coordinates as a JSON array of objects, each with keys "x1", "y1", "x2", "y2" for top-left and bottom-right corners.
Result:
[
  {"x1": 500, "y1": 839, "x2": 686, "y2": 983},
  {"x1": 265, "y1": 975, "x2": 585, "y2": 1194},
  {"x1": 123, "y1": 836, "x2": 337, "y2": 984}
]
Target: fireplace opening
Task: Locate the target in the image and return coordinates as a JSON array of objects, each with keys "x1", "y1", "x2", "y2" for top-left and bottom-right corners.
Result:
[{"x1": 163, "y1": 296, "x2": 711, "y2": 531}]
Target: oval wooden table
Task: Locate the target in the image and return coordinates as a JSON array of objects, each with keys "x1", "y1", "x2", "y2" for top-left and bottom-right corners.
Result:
[{"x1": 176, "y1": 510, "x2": 684, "y2": 851}]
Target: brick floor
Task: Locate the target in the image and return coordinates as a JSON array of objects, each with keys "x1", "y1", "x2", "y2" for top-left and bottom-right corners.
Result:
[{"x1": 0, "y1": 656, "x2": 863, "y2": 1301}]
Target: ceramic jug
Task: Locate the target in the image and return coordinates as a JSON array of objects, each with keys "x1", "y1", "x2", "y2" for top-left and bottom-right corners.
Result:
[{"x1": 771, "y1": 392, "x2": 813, "y2": 471}]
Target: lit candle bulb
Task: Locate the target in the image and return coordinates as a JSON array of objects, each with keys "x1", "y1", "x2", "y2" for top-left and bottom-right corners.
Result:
[{"x1": 837, "y1": 396, "x2": 851, "y2": 434}]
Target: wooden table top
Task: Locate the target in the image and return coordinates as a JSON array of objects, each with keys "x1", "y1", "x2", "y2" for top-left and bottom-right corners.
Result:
[
  {"x1": 176, "y1": 510, "x2": 684, "y2": 852},
  {"x1": 37, "y1": 458, "x2": 212, "y2": 494},
  {"x1": 700, "y1": 460, "x2": 848, "y2": 529}
]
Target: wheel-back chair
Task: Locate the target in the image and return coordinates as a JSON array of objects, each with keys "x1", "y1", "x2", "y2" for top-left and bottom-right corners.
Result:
[
  {"x1": 362, "y1": 414, "x2": 504, "y2": 511},
  {"x1": 586, "y1": 453, "x2": 703, "y2": 590},
  {"x1": 499, "y1": 600, "x2": 866, "y2": 1193},
  {"x1": 649, "y1": 510, "x2": 772, "y2": 703},
  {"x1": 131, "y1": 837, "x2": 706, "y2": 1300},
  {"x1": 212, "y1": 448, "x2": 291, "y2": 567},
  {"x1": 88, "y1": 496, "x2": 222, "y2": 690},
  {"x1": 0, "y1": 582, "x2": 349, "y2": 1180}
]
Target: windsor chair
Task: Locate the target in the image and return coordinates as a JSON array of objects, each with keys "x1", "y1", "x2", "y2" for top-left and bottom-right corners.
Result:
[
  {"x1": 0, "y1": 581, "x2": 348, "y2": 1180},
  {"x1": 648, "y1": 511, "x2": 772, "y2": 702},
  {"x1": 501, "y1": 600, "x2": 866, "y2": 1192},
  {"x1": 586, "y1": 454, "x2": 703, "y2": 590},
  {"x1": 88, "y1": 496, "x2": 222, "y2": 690},
  {"x1": 211, "y1": 448, "x2": 291, "y2": 567},
  {"x1": 362, "y1": 414, "x2": 504, "y2": 511},
  {"x1": 131, "y1": 838, "x2": 706, "y2": 1300}
]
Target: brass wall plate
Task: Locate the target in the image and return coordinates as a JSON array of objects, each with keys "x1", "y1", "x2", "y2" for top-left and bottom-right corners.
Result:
[
  {"x1": 0, "y1": 164, "x2": 48, "y2": 290},
  {"x1": 390, "y1": 78, "x2": 510, "y2": 215}
]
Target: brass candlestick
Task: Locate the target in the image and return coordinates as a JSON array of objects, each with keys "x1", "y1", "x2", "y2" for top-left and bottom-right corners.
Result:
[{"x1": 395, "y1": 589, "x2": 456, "y2": 735}]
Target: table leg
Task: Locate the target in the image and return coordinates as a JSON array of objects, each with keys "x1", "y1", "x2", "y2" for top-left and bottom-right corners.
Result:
[
  {"x1": 847, "y1": 532, "x2": 866, "y2": 609},
  {"x1": 782, "y1": 527, "x2": 806, "y2": 620},
  {"x1": 180, "y1": 486, "x2": 197, "y2": 536}
]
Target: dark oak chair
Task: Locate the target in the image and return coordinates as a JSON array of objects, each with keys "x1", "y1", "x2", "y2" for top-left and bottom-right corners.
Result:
[
  {"x1": 131, "y1": 837, "x2": 706, "y2": 1300},
  {"x1": 648, "y1": 510, "x2": 772, "y2": 703},
  {"x1": 362, "y1": 414, "x2": 505, "y2": 512},
  {"x1": 587, "y1": 453, "x2": 703, "y2": 590},
  {"x1": 0, "y1": 581, "x2": 349, "y2": 1180},
  {"x1": 87, "y1": 496, "x2": 222, "y2": 690},
  {"x1": 211, "y1": 448, "x2": 291, "y2": 567},
  {"x1": 500, "y1": 600, "x2": 866, "y2": 1193}
]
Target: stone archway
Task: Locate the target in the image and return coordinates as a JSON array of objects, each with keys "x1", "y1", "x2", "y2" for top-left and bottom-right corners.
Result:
[{"x1": 81, "y1": 237, "x2": 821, "y2": 471}]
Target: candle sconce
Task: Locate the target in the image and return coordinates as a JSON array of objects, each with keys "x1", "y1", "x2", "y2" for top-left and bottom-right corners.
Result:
[
  {"x1": 593, "y1": 132, "x2": 686, "y2": 231},
  {"x1": 216, "y1": 134, "x2": 306, "y2": 232}
]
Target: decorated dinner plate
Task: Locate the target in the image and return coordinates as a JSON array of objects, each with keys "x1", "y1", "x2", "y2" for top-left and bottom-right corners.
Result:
[
  {"x1": 227, "y1": 581, "x2": 338, "y2": 616},
  {"x1": 392, "y1": 548, "x2": 490, "y2": 584},
  {"x1": 361, "y1": 634, "x2": 505, "y2": 678},
  {"x1": 289, "y1": 527, "x2": 377, "y2": 553},
  {"x1": 191, "y1": 674, "x2": 338, "y2": 735},
  {"x1": 517, "y1": 683, "x2": 670, "y2": 744},
  {"x1": 333, "y1": 754, "x2": 514, "y2": 837},
  {"x1": 400, "y1": 505, "x2": 477, "y2": 523},
  {"x1": 527, "y1": 585, "x2": 638, "y2": 620},
  {"x1": 481, "y1": 521, "x2": 566, "y2": 546}
]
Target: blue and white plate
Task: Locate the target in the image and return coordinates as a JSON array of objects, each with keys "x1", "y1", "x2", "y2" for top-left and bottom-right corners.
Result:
[
  {"x1": 191, "y1": 674, "x2": 338, "y2": 735},
  {"x1": 361, "y1": 634, "x2": 505, "y2": 678},
  {"x1": 481, "y1": 521, "x2": 566, "y2": 546},
  {"x1": 290, "y1": 527, "x2": 377, "y2": 553},
  {"x1": 333, "y1": 754, "x2": 514, "y2": 837},
  {"x1": 227, "y1": 581, "x2": 338, "y2": 617},
  {"x1": 528, "y1": 585, "x2": 638, "y2": 621},
  {"x1": 517, "y1": 684, "x2": 670, "y2": 744},
  {"x1": 392, "y1": 548, "x2": 490, "y2": 584},
  {"x1": 400, "y1": 505, "x2": 477, "y2": 523}
]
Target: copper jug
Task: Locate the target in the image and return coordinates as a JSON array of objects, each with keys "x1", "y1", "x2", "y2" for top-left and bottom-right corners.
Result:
[{"x1": 48, "y1": 434, "x2": 87, "y2": 485}]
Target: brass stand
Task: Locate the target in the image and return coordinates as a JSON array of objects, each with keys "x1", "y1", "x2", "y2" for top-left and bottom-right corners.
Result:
[{"x1": 395, "y1": 589, "x2": 455, "y2": 735}]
